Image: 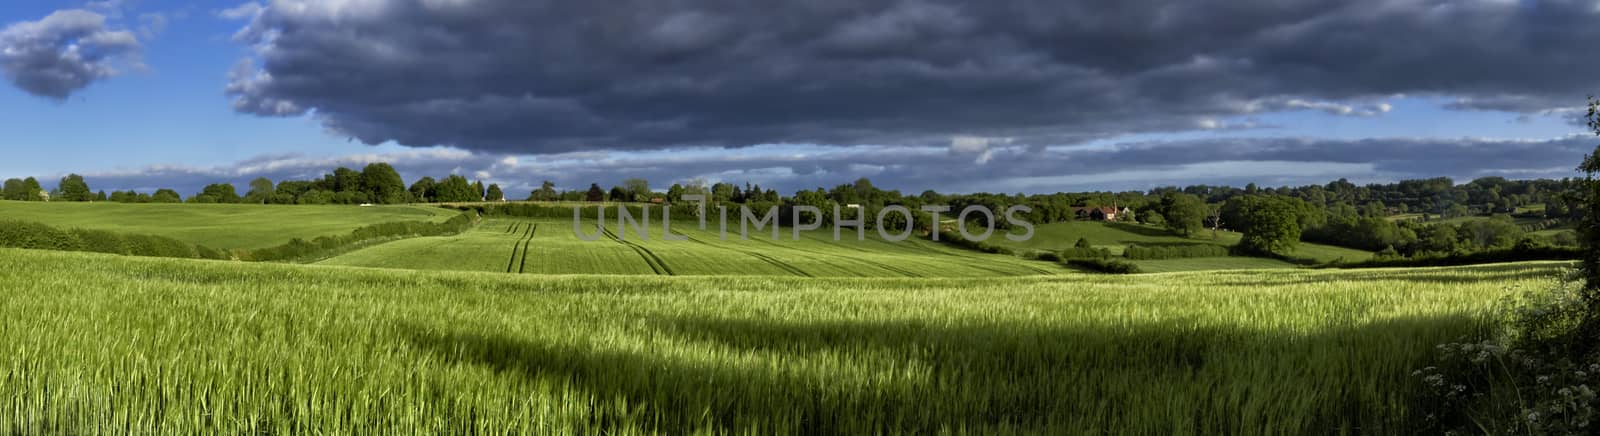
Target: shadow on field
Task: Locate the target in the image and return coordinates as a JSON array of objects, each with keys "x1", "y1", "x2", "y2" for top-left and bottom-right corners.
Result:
[{"x1": 399, "y1": 314, "x2": 1488, "y2": 434}]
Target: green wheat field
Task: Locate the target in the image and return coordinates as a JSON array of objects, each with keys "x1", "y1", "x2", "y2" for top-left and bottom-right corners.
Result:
[{"x1": 0, "y1": 201, "x2": 1571, "y2": 433}]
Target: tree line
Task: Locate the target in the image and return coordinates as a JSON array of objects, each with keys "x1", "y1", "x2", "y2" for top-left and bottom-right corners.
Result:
[
  {"x1": 1, "y1": 164, "x2": 508, "y2": 205},
  {"x1": 3, "y1": 162, "x2": 1584, "y2": 262}
]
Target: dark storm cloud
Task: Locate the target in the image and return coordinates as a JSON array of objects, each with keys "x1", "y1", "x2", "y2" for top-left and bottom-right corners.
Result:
[
  {"x1": 67, "y1": 135, "x2": 1595, "y2": 196},
  {"x1": 224, "y1": 0, "x2": 1600, "y2": 154},
  {"x1": 0, "y1": 9, "x2": 140, "y2": 99}
]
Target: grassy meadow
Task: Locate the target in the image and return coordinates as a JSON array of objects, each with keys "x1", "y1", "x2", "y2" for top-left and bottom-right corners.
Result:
[
  {"x1": 0, "y1": 247, "x2": 1569, "y2": 434},
  {"x1": 990, "y1": 220, "x2": 1375, "y2": 270},
  {"x1": 0, "y1": 201, "x2": 458, "y2": 249}
]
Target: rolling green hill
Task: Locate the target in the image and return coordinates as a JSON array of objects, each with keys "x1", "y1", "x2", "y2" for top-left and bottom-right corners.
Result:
[
  {"x1": 0, "y1": 247, "x2": 1564, "y2": 433},
  {"x1": 992, "y1": 221, "x2": 1375, "y2": 270},
  {"x1": 0, "y1": 201, "x2": 459, "y2": 249},
  {"x1": 319, "y1": 218, "x2": 1064, "y2": 277}
]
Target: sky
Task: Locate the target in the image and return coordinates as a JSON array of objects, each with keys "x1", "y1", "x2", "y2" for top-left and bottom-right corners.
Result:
[{"x1": 0, "y1": 0, "x2": 1597, "y2": 197}]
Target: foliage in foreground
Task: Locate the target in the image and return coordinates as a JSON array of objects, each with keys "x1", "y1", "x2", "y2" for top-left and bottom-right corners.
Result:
[
  {"x1": 1412, "y1": 278, "x2": 1599, "y2": 434},
  {"x1": 0, "y1": 248, "x2": 1562, "y2": 434},
  {"x1": 1412, "y1": 97, "x2": 1600, "y2": 434}
]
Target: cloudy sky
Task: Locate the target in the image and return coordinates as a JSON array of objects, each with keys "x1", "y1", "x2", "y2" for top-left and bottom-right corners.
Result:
[{"x1": 0, "y1": 0, "x2": 1596, "y2": 196}]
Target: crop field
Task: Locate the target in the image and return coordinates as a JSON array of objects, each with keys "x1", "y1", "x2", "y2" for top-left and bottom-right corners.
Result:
[
  {"x1": 990, "y1": 220, "x2": 1375, "y2": 268},
  {"x1": 0, "y1": 247, "x2": 1568, "y2": 433},
  {"x1": 0, "y1": 201, "x2": 458, "y2": 249},
  {"x1": 320, "y1": 218, "x2": 1063, "y2": 277}
]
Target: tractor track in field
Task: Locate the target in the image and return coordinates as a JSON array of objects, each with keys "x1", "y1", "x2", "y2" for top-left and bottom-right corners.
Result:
[
  {"x1": 679, "y1": 233, "x2": 813, "y2": 277},
  {"x1": 505, "y1": 223, "x2": 535, "y2": 273},
  {"x1": 517, "y1": 224, "x2": 537, "y2": 274},
  {"x1": 603, "y1": 227, "x2": 675, "y2": 276}
]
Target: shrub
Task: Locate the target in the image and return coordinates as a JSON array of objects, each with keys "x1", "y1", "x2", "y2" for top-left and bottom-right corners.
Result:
[
  {"x1": 1026, "y1": 250, "x2": 1063, "y2": 262},
  {"x1": 1059, "y1": 247, "x2": 1111, "y2": 260},
  {"x1": 243, "y1": 212, "x2": 478, "y2": 262},
  {"x1": 0, "y1": 220, "x2": 81, "y2": 251},
  {"x1": 933, "y1": 229, "x2": 1014, "y2": 255},
  {"x1": 69, "y1": 228, "x2": 128, "y2": 255},
  {"x1": 1066, "y1": 258, "x2": 1141, "y2": 274},
  {"x1": 0, "y1": 219, "x2": 204, "y2": 260}
]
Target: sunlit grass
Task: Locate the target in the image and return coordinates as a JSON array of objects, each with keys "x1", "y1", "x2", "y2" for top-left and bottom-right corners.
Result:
[
  {"x1": 0, "y1": 247, "x2": 1565, "y2": 433},
  {"x1": 0, "y1": 201, "x2": 457, "y2": 249},
  {"x1": 320, "y1": 218, "x2": 1062, "y2": 277}
]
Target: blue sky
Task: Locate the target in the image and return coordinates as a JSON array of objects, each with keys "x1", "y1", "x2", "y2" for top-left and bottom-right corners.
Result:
[{"x1": 0, "y1": 0, "x2": 1595, "y2": 196}]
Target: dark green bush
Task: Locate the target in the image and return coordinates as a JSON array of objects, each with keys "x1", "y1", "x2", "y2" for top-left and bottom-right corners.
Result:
[
  {"x1": 243, "y1": 212, "x2": 477, "y2": 262},
  {"x1": 0, "y1": 220, "x2": 81, "y2": 251},
  {"x1": 933, "y1": 229, "x2": 1014, "y2": 255},
  {"x1": 1066, "y1": 258, "x2": 1141, "y2": 274},
  {"x1": 1059, "y1": 247, "x2": 1111, "y2": 260},
  {"x1": 0, "y1": 219, "x2": 204, "y2": 260},
  {"x1": 69, "y1": 228, "x2": 128, "y2": 255}
]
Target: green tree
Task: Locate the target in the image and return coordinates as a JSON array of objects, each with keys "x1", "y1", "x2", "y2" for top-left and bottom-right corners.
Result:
[
  {"x1": 623, "y1": 178, "x2": 650, "y2": 200},
  {"x1": 665, "y1": 184, "x2": 684, "y2": 203},
  {"x1": 1159, "y1": 192, "x2": 1207, "y2": 237},
  {"x1": 298, "y1": 189, "x2": 335, "y2": 205},
  {"x1": 151, "y1": 189, "x2": 182, "y2": 203},
  {"x1": 485, "y1": 184, "x2": 504, "y2": 202},
  {"x1": 1563, "y1": 96, "x2": 1600, "y2": 357},
  {"x1": 1228, "y1": 196, "x2": 1305, "y2": 255},
  {"x1": 362, "y1": 163, "x2": 409, "y2": 204},
  {"x1": 246, "y1": 177, "x2": 276, "y2": 204},
  {"x1": 711, "y1": 183, "x2": 734, "y2": 202},
  {"x1": 2, "y1": 178, "x2": 24, "y2": 200},
  {"x1": 530, "y1": 180, "x2": 558, "y2": 201},
  {"x1": 22, "y1": 177, "x2": 43, "y2": 201},
  {"x1": 331, "y1": 167, "x2": 362, "y2": 193},
  {"x1": 56, "y1": 174, "x2": 92, "y2": 202},
  {"x1": 432, "y1": 175, "x2": 478, "y2": 203},
  {"x1": 200, "y1": 183, "x2": 241, "y2": 203},
  {"x1": 609, "y1": 186, "x2": 629, "y2": 202},
  {"x1": 472, "y1": 181, "x2": 486, "y2": 201},
  {"x1": 409, "y1": 177, "x2": 437, "y2": 203}
]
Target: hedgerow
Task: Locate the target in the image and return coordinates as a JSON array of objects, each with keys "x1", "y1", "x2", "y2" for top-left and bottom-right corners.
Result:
[
  {"x1": 0, "y1": 219, "x2": 225, "y2": 260},
  {"x1": 1122, "y1": 244, "x2": 1229, "y2": 260},
  {"x1": 244, "y1": 212, "x2": 477, "y2": 262},
  {"x1": 1332, "y1": 246, "x2": 1581, "y2": 269},
  {"x1": 1065, "y1": 258, "x2": 1142, "y2": 274}
]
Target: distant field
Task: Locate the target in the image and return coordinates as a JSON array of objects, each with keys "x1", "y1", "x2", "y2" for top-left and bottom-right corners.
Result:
[
  {"x1": 320, "y1": 218, "x2": 1064, "y2": 277},
  {"x1": 0, "y1": 248, "x2": 1566, "y2": 433},
  {"x1": 994, "y1": 221, "x2": 1374, "y2": 263},
  {"x1": 1132, "y1": 257, "x2": 1300, "y2": 273},
  {"x1": 0, "y1": 201, "x2": 458, "y2": 249}
]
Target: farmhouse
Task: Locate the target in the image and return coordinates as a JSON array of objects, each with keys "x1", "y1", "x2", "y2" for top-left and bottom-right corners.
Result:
[{"x1": 1072, "y1": 206, "x2": 1128, "y2": 221}]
